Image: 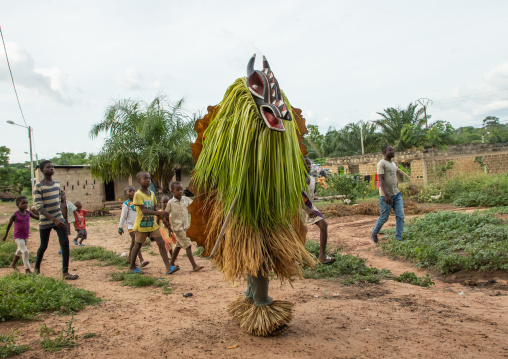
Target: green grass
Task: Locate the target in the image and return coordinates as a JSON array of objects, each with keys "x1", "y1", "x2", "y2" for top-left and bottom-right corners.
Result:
[
  {"x1": 0, "y1": 273, "x2": 100, "y2": 321},
  {"x1": 0, "y1": 225, "x2": 36, "y2": 268},
  {"x1": 381, "y1": 211, "x2": 508, "y2": 275},
  {"x1": 40, "y1": 316, "x2": 78, "y2": 352},
  {"x1": 304, "y1": 240, "x2": 434, "y2": 287},
  {"x1": 70, "y1": 246, "x2": 127, "y2": 268},
  {"x1": 0, "y1": 330, "x2": 30, "y2": 358},
  {"x1": 110, "y1": 272, "x2": 173, "y2": 293},
  {"x1": 193, "y1": 246, "x2": 209, "y2": 259}
]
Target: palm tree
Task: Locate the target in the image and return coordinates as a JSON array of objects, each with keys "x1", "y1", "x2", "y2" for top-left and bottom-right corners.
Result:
[
  {"x1": 89, "y1": 96, "x2": 195, "y2": 194},
  {"x1": 376, "y1": 103, "x2": 426, "y2": 151}
]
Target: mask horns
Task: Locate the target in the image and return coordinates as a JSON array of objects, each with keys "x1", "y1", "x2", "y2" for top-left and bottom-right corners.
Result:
[
  {"x1": 262, "y1": 55, "x2": 271, "y2": 71},
  {"x1": 247, "y1": 54, "x2": 256, "y2": 77}
]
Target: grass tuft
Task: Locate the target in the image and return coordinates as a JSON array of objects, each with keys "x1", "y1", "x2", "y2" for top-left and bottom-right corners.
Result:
[
  {"x1": 0, "y1": 273, "x2": 100, "y2": 321},
  {"x1": 393, "y1": 272, "x2": 435, "y2": 287},
  {"x1": 70, "y1": 246, "x2": 127, "y2": 268},
  {"x1": 40, "y1": 316, "x2": 78, "y2": 352},
  {"x1": 0, "y1": 330, "x2": 30, "y2": 358},
  {"x1": 110, "y1": 272, "x2": 173, "y2": 293}
]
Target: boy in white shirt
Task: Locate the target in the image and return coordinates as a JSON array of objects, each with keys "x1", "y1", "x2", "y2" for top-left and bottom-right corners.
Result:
[{"x1": 165, "y1": 182, "x2": 204, "y2": 273}]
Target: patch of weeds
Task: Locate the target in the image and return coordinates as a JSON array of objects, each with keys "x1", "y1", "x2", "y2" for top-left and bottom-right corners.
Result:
[
  {"x1": 40, "y1": 316, "x2": 78, "y2": 352},
  {"x1": 381, "y1": 211, "x2": 508, "y2": 275},
  {"x1": 487, "y1": 206, "x2": 508, "y2": 215},
  {"x1": 303, "y1": 241, "x2": 392, "y2": 284},
  {"x1": 0, "y1": 330, "x2": 30, "y2": 358},
  {"x1": 110, "y1": 272, "x2": 173, "y2": 293},
  {"x1": 82, "y1": 332, "x2": 96, "y2": 339},
  {"x1": 0, "y1": 273, "x2": 100, "y2": 321},
  {"x1": 70, "y1": 246, "x2": 127, "y2": 268},
  {"x1": 193, "y1": 246, "x2": 209, "y2": 259},
  {"x1": 394, "y1": 272, "x2": 435, "y2": 287}
]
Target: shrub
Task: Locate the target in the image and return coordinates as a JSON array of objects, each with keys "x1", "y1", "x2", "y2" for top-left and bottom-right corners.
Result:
[
  {"x1": 381, "y1": 211, "x2": 508, "y2": 275},
  {"x1": 317, "y1": 174, "x2": 373, "y2": 202},
  {"x1": 0, "y1": 273, "x2": 100, "y2": 321}
]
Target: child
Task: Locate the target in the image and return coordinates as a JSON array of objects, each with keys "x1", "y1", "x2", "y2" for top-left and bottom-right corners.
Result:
[
  {"x1": 33, "y1": 160, "x2": 79, "y2": 280},
  {"x1": 73, "y1": 201, "x2": 88, "y2": 246},
  {"x1": 2, "y1": 196, "x2": 39, "y2": 273},
  {"x1": 303, "y1": 156, "x2": 335, "y2": 264},
  {"x1": 158, "y1": 195, "x2": 176, "y2": 258},
  {"x1": 60, "y1": 191, "x2": 77, "y2": 236},
  {"x1": 118, "y1": 186, "x2": 149, "y2": 267},
  {"x1": 129, "y1": 171, "x2": 174, "y2": 274},
  {"x1": 166, "y1": 181, "x2": 204, "y2": 273}
]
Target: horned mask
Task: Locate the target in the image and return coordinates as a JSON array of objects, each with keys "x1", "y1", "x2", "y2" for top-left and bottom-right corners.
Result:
[{"x1": 247, "y1": 54, "x2": 293, "y2": 132}]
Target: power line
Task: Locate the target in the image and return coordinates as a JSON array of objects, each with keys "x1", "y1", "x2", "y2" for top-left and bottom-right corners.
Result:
[
  {"x1": 433, "y1": 88, "x2": 508, "y2": 105},
  {"x1": 0, "y1": 26, "x2": 29, "y2": 127}
]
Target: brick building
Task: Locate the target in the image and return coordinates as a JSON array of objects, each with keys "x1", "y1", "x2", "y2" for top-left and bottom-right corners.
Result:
[
  {"x1": 35, "y1": 165, "x2": 191, "y2": 211},
  {"x1": 325, "y1": 143, "x2": 508, "y2": 185}
]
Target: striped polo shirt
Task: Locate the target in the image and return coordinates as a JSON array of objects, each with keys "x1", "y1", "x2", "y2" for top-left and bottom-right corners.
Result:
[{"x1": 34, "y1": 181, "x2": 64, "y2": 229}]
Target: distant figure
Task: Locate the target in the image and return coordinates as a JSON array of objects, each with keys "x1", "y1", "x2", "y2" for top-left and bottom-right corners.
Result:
[
  {"x1": 165, "y1": 181, "x2": 204, "y2": 273},
  {"x1": 118, "y1": 186, "x2": 148, "y2": 267},
  {"x1": 73, "y1": 201, "x2": 88, "y2": 246},
  {"x1": 129, "y1": 172, "x2": 173, "y2": 274},
  {"x1": 303, "y1": 156, "x2": 335, "y2": 264},
  {"x1": 370, "y1": 145, "x2": 405, "y2": 243},
  {"x1": 2, "y1": 196, "x2": 39, "y2": 273},
  {"x1": 33, "y1": 160, "x2": 79, "y2": 280}
]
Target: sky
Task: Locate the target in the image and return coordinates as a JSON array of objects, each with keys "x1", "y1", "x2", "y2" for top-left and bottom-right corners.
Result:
[{"x1": 1, "y1": 0, "x2": 508, "y2": 163}]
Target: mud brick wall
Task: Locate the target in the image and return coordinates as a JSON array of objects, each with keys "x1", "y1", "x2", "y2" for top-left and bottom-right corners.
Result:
[
  {"x1": 409, "y1": 160, "x2": 426, "y2": 185},
  {"x1": 114, "y1": 177, "x2": 131, "y2": 201},
  {"x1": 37, "y1": 167, "x2": 104, "y2": 211},
  {"x1": 482, "y1": 153, "x2": 508, "y2": 174}
]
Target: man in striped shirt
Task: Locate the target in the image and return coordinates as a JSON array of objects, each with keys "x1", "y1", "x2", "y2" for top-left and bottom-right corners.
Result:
[{"x1": 33, "y1": 160, "x2": 79, "y2": 280}]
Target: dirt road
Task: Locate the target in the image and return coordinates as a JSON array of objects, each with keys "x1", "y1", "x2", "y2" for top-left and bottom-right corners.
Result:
[{"x1": 0, "y1": 202, "x2": 507, "y2": 358}]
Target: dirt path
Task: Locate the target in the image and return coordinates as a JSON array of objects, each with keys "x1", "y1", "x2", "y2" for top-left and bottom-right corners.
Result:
[{"x1": 0, "y1": 203, "x2": 507, "y2": 358}]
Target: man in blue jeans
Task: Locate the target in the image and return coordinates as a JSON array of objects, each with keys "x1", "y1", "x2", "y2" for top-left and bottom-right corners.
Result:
[{"x1": 371, "y1": 145, "x2": 404, "y2": 243}]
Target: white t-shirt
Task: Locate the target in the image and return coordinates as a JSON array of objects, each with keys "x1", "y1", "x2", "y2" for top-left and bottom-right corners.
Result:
[{"x1": 377, "y1": 159, "x2": 399, "y2": 197}]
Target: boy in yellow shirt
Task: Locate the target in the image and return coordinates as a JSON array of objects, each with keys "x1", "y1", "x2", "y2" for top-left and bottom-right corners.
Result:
[{"x1": 129, "y1": 172, "x2": 176, "y2": 274}]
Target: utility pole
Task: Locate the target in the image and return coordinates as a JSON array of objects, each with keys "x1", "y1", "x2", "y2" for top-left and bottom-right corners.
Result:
[
  {"x1": 7, "y1": 121, "x2": 35, "y2": 203},
  {"x1": 416, "y1": 98, "x2": 433, "y2": 129},
  {"x1": 360, "y1": 126, "x2": 364, "y2": 155}
]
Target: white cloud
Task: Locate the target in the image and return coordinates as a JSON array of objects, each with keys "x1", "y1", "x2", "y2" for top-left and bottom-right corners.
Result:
[
  {"x1": 116, "y1": 67, "x2": 143, "y2": 89},
  {"x1": 0, "y1": 42, "x2": 72, "y2": 104}
]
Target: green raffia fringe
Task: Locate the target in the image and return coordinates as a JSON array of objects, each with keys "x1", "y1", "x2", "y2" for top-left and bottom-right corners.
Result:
[{"x1": 193, "y1": 78, "x2": 307, "y2": 230}]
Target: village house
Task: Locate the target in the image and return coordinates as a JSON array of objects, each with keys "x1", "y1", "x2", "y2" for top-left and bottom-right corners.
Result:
[{"x1": 35, "y1": 165, "x2": 191, "y2": 211}]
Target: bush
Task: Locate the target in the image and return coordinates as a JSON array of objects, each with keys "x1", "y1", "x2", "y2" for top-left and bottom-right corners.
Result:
[
  {"x1": 0, "y1": 273, "x2": 100, "y2": 321},
  {"x1": 70, "y1": 246, "x2": 127, "y2": 268},
  {"x1": 317, "y1": 174, "x2": 374, "y2": 203},
  {"x1": 381, "y1": 211, "x2": 508, "y2": 275}
]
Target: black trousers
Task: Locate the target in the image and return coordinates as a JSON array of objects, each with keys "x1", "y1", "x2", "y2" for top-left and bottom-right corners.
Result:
[{"x1": 35, "y1": 226, "x2": 70, "y2": 274}]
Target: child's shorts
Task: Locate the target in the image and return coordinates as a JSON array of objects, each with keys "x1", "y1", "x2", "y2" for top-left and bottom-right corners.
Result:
[
  {"x1": 135, "y1": 229, "x2": 162, "y2": 244},
  {"x1": 174, "y1": 230, "x2": 192, "y2": 249},
  {"x1": 76, "y1": 229, "x2": 87, "y2": 239}
]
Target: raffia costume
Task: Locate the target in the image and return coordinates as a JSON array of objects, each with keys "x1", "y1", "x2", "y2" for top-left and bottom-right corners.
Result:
[{"x1": 188, "y1": 55, "x2": 316, "y2": 336}]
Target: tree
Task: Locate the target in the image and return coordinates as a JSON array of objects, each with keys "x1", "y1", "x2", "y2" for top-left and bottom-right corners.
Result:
[
  {"x1": 304, "y1": 124, "x2": 325, "y2": 158},
  {"x1": 48, "y1": 152, "x2": 94, "y2": 165},
  {"x1": 425, "y1": 121, "x2": 455, "y2": 148},
  {"x1": 483, "y1": 116, "x2": 500, "y2": 128},
  {"x1": 376, "y1": 103, "x2": 426, "y2": 151},
  {"x1": 0, "y1": 147, "x2": 31, "y2": 195},
  {"x1": 89, "y1": 96, "x2": 195, "y2": 194}
]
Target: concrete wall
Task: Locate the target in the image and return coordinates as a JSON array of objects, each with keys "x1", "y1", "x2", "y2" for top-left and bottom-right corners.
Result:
[{"x1": 325, "y1": 143, "x2": 508, "y2": 185}]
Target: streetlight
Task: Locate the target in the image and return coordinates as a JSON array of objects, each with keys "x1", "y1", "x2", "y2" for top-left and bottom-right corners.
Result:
[{"x1": 7, "y1": 120, "x2": 35, "y2": 202}]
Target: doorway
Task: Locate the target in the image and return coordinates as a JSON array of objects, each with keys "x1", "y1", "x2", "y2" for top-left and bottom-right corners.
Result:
[{"x1": 104, "y1": 181, "x2": 115, "y2": 201}]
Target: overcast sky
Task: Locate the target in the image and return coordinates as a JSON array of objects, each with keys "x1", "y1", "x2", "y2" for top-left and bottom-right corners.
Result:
[{"x1": 2, "y1": 0, "x2": 508, "y2": 163}]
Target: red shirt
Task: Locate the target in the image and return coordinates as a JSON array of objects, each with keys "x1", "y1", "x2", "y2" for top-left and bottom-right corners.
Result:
[{"x1": 74, "y1": 209, "x2": 88, "y2": 229}]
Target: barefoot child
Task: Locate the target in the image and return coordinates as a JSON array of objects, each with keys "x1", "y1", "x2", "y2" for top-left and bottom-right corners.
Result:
[
  {"x1": 34, "y1": 160, "x2": 79, "y2": 280},
  {"x1": 118, "y1": 186, "x2": 148, "y2": 267},
  {"x1": 73, "y1": 201, "x2": 88, "y2": 246},
  {"x1": 129, "y1": 171, "x2": 174, "y2": 274},
  {"x1": 166, "y1": 182, "x2": 204, "y2": 273},
  {"x1": 303, "y1": 156, "x2": 335, "y2": 264},
  {"x1": 2, "y1": 196, "x2": 39, "y2": 273}
]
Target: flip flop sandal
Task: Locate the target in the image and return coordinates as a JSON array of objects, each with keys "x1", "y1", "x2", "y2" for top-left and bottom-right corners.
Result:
[
  {"x1": 63, "y1": 273, "x2": 79, "y2": 280},
  {"x1": 167, "y1": 266, "x2": 180, "y2": 275},
  {"x1": 318, "y1": 256, "x2": 336, "y2": 265},
  {"x1": 73, "y1": 240, "x2": 78, "y2": 245},
  {"x1": 370, "y1": 234, "x2": 379, "y2": 244},
  {"x1": 132, "y1": 268, "x2": 143, "y2": 274},
  {"x1": 141, "y1": 261, "x2": 150, "y2": 268}
]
